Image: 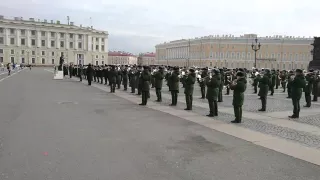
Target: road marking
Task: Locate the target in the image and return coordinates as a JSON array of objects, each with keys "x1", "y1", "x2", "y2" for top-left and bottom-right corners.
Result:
[{"x1": 0, "y1": 69, "x2": 24, "y2": 82}]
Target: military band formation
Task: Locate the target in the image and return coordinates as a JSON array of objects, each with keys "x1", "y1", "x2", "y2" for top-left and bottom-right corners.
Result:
[{"x1": 58, "y1": 58, "x2": 320, "y2": 123}]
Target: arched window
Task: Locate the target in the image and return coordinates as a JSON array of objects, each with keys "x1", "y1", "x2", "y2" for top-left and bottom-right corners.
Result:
[
  {"x1": 242, "y1": 52, "x2": 246, "y2": 59},
  {"x1": 277, "y1": 53, "x2": 281, "y2": 61},
  {"x1": 231, "y1": 52, "x2": 235, "y2": 59},
  {"x1": 236, "y1": 52, "x2": 240, "y2": 59},
  {"x1": 220, "y1": 52, "x2": 224, "y2": 59},
  {"x1": 283, "y1": 53, "x2": 287, "y2": 61},
  {"x1": 289, "y1": 53, "x2": 293, "y2": 61}
]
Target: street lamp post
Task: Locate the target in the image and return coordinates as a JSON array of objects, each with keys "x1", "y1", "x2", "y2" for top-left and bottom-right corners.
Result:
[{"x1": 251, "y1": 38, "x2": 261, "y2": 68}]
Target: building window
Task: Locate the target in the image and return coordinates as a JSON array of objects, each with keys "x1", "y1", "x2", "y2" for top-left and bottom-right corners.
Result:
[
  {"x1": 101, "y1": 38, "x2": 104, "y2": 42},
  {"x1": 0, "y1": 28, "x2": 3, "y2": 33},
  {"x1": 102, "y1": 61, "x2": 104, "y2": 65},
  {"x1": 96, "y1": 55, "x2": 98, "y2": 58},
  {"x1": 21, "y1": 29, "x2": 25, "y2": 35},
  {"x1": 11, "y1": 49, "x2": 14, "y2": 55},
  {"x1": 41, "y1": 31, "x2": 46, "y2": 36},
  {"x1": 32, "y1": 51, "x2": 35, "y2": 55},
  {"x1": 95, "y1": 61, "x2": 98, "y2": 65},
  {"x1": 60, "y1": 33, "x2": 64, "y2": 38},
  {"x1": 21, "y1": 58, "x2": 25, "y2": 63},
  {"x1": 78, "y1": 42, "x2": 82, "y2": 49},
  {"x1": 10, "y1": 38, "x2": 15, "y2": 45},
  {"x1": 42, "y1": 51, "x2": 45, "y2": 56},
  {"x1": 283, "y1": 53, "x2": 287, "y2": 61},
  {"x1": 21, "y1": 50, "x2": 24, "y2": 55},
  {"x1": 51, "y1": 40, "x2": 55, "y2": 47},
  {"x1": 61, "y1": 52, "x2": 64, "y2": 56},
  {"x1": 69, "y1": 42, "x2": 73, "y2": 49},
  {"x1": 52, "y1": 59, "x2": 54, "y2": 64},
  {"x1": 31, "y1": 39, "x2": 36, "y2": 46},
  {"x1": 0, "y1": 57, "x2": 3, "y2": 63},
  {"x1": 0, "y1": 49, "x2": 3, "y2": 53},
  {"x1": 96, "y1": 45, "x2": 99, "y2": 50},
  {"x1": 102, "y1": 55, "x2": 104, "y2": 59},
  {"x1": 21, "y1": 38, "x2": 26, "y2": 45},
  {"x1": 295, "y1": 54, "x2": 299, "y2": 61},
  {"x1": 32, "y1": 58, "x2": 35, "y2": 64},
  {"x1": 31, "y1": 30, "x2": 36, "y2": 36},
  {"x1": 42, "y1": 58, "x2": 45, "y2": 64},
  {"x1": 41, "y1": 40, "x2": 45, "y2": 47},
  {"x1": 289, "y1": 54, "x2": 293, "y2": 60},
  {"x1": 11, "y1": 57, "x2": 14, "y2": 63},
  {"x1": 60, "y1": 41, "x2": 64, "y2": 48},
  {"x1": 69, "y1": 34, "x2": 73, "y2": 39},
  {"x1": 52, "y1": 52, "x2": 54, "y2": 56},
  {"x1": 277, "y1": 53, "x2": 281, "y2": 61},
  {"x1": 220, "y1": 52, "x2": 224, "y2": 59},
  {"x1": 78, "y1": 34, "x2": 82, "y2": 39},
  {"x1": 10, "y1": 29, "x2": 15, "y2": 35},
  {"x1": 271, "y1": 53, "x2": 275, "y2": 59},
  {"x1": 51, "y1": 32, "x2": 55, "y2": 38},
  {"x1": 0, "y1": 37, "x2": 3, "y2": 44},
  {"x1": 101, "y1": 45, "x2": 104, "y2": 51}
]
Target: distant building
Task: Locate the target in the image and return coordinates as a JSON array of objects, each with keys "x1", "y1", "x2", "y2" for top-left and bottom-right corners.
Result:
[
  {"x1": 108, "y1": 51, "x2": 137, "y2": 65},
  {"x1": 137, "y1": 52, "x2": 156, "y2": 65},
  {"x1": 0, "y1": 15, "x2": 108, "y2": 66},
  {"x1": 155, "y1": 34, "x2": 313, "y2": 69}
]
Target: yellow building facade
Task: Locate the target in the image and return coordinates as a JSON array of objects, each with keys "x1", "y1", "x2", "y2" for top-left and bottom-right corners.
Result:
[{"x1": 155, "y1": 34, "x2": 313, "y2": 70}]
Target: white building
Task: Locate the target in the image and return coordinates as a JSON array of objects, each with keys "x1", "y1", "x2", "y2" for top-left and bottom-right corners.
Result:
[
  {"x1": 108, "y1": 51, "x2": 138, "y2": 65},
  {"x1": 0, "y1": 16, "x2": 109, "y2": 66}
]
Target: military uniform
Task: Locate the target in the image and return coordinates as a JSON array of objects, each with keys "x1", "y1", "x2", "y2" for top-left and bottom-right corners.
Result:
[
  {"x1": 280, "y1": 71, "x2": 287, "y2": 92},
  {"x1": 205, "y1": 69, "x2": 221, "y2": 117},
  {"x1": 230, "y1": 72, "x2": 247, "y2": 123},
  {"x1": 270, "y1": 70, "x2": 276, "y2": 95},
  {"x1": 304, "y1": 71, "x2": 314, "y2": 107},
  {"x1": 116, "y1": 69, "x2": 122, "y2": 89},
  {"x1": 258, "y1": 70, "x2": 270, "y2": 111},
  {"x1": 139, "y1": 67, "x2": 151, "y2": 106},
  {"x1": 275, "y1": 70, "x2": 280, "y2": 89},
  {"x1": 129, "y1": 69, "x2": 136, "y2": 93},
  {"x1": 154, "y1": 67, "x2": 165, "y2": 102},
  {"x1": 287, "y1": 71, "x2": 295, "y2": 98},
  {"x1": 169, "y1": 67, "x2": 180, "y2": 106},
  {"x1": 289, "y1": 69, "x2": 306, "y2": 118},
  {"x1": 252, "y1": 74, "x2": 260, "y2": 93},
  {"x1": 184, "y1": 69, "x2": 196, "y2": 110},
  {"x1": 86, "y1": 64, "x2": 93, "y2": 86},
  {"x1": 198, "y1": 68, "x2": 208, "y2": 99},
  {"x1": 78, "y1": 64, "x2": 83, "y2": 82},
  {"x1": 312, "y1": 73, "x2": 319, "y2": 101},
  {"x1": 109, "y1": 66, "x2": 117, "y2": 93},
  {"x1": 122, "y1": 67, "x2": 128, "y2": 91},
  {"x1": 218, "y1": 69, "x2": 224, "y2": 102}
]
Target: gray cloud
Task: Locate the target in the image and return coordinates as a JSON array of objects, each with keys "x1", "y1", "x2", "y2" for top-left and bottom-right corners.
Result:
[{"x1": 1, "y1": 0, "x2": 320, "y2": 53}]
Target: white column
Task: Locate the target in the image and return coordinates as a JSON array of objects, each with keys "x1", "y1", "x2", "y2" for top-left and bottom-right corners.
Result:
[
  {"x1": 47, "y1": 32, "x2": 50, "y2": 48},
  {"x1": 66, "y1": 34, "x2": 69, "y2": 50},
  {"x1": 27, "y1": 30, "x2": 31, "y2": 47},
  {"x1": 56, "y1": 32, "x2": 60, "y2": 49},
  {"x1": 104, "y1": 36, "x2": 108, "y2": 53},
  {"x1": 5, "y1": 28, "x2": 9, "y2": 46},
  {"x1": 16, "y1": 29, "x2": 21, "y2": 47},
  {"x1": 87, "y1": 35, "x2": 92, "y2": 51},
  {"x1": 74, "y1": 34, "x2": 78, "y2": 50},
  {"x1": 98, "y1": 37, "x2": 102, "y2": 52},
  {"x1": 37, "y1": 31, "x2": 41, "y2": 48},
  {"x1": 93, "y1": 37, "x2": 97, "y2": 52}
]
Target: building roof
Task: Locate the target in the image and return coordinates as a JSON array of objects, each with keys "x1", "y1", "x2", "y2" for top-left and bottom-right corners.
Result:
[
  {"x1": 140, "y1": 52, "x2": 156, "y2": 57},
  {"x1": 108, "y1": 51, "x2": 136, "y2": 57}
]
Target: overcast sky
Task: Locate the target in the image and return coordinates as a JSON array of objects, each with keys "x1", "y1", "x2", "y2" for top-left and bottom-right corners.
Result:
[{"x1": 0, "y1": 0, "x2": 319, "y2": 53}]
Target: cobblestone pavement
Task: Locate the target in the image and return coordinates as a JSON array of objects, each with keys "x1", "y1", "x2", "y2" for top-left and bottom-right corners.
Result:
[
  {"x1": 160, "y1": 84, "x2": 320, "y2": 113},
  {"x1": 141, "y1": 92, "x2": 320, "y2": 149}
]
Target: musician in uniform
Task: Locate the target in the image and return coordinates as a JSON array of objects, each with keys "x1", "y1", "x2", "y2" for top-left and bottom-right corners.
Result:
[
  {"x1": 218, "y1": 68, "x2": 224, "y2": 102},
  {"x1": 312, "y1": 71, "x2": 319, "y2": 102},
  {"x1": 154, "y1": 66, "x2": 165, "y2": 102},
  {"x1": 270, "y1": 69, "x2": 276, "y2": 96},
  {"x1": 129, "y1": 67, "x2": 137, "y2": 93},
  {"x1": 86, "y1": 63, "x2": 93, "y2": 86},
  {"x1": 116, "y1": 67, "x2": 122, "y2": 89},
  {"x1": 252, "y1": 72, "x2": 260, "y2": 94},
  {"x1": 198, "y1": 68, "x2": 208, "y2": 99},
  {"x1": 258, "y1": 69, "x2": 270, "y2": 111},
  {"x1": 103, "y1": 65, "x2": 109, "y2": 85},
  {"x1": 109, "y1": 65, "x2": 117, "y2": 93},
  {"x1": 289, "y1": 69, "x2": 306, "y2": 118},
  {"x1": 304, "y1": 70, "x2": 315, "y2": 107},
  {"x1": 137, "y1": 66, "x2": 143, "y2": 95},
  {"x1": 184, "y1": 68, "x2": 196, "y2": 110},
  {"x1": 169, "y1": 67, "x2": 180, "y2": 106},
  {"x1": 150, "y1": 67, "x2": 155, "y2": 88},
  {"x1": 78, "y1": 64, "x2": 83, "y2": 82},
  {"x1": 276, "y1": 69, "x2": 280, "y2": 89},
  {"x1": 287, "y1": 70, "x2": 295, "y2": 98},
  {"x1": 224, "y1": 71, "x2": 232, "y2": 95},
  {"x1": 230, "y1": 71, "x2": 247, "y2": 123},
  {"x1": 122, "y1": 65, "x2": 129, "y2": 91},
  {"x1": 205, "y1": 69, "x2": 221, "y2": 117},
  {"x1": 139, "y1": 66, "x2": 151, "y2": 106},
  {"x1": 280, "y1": 70, "x2": 287, "y2": 92}
]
